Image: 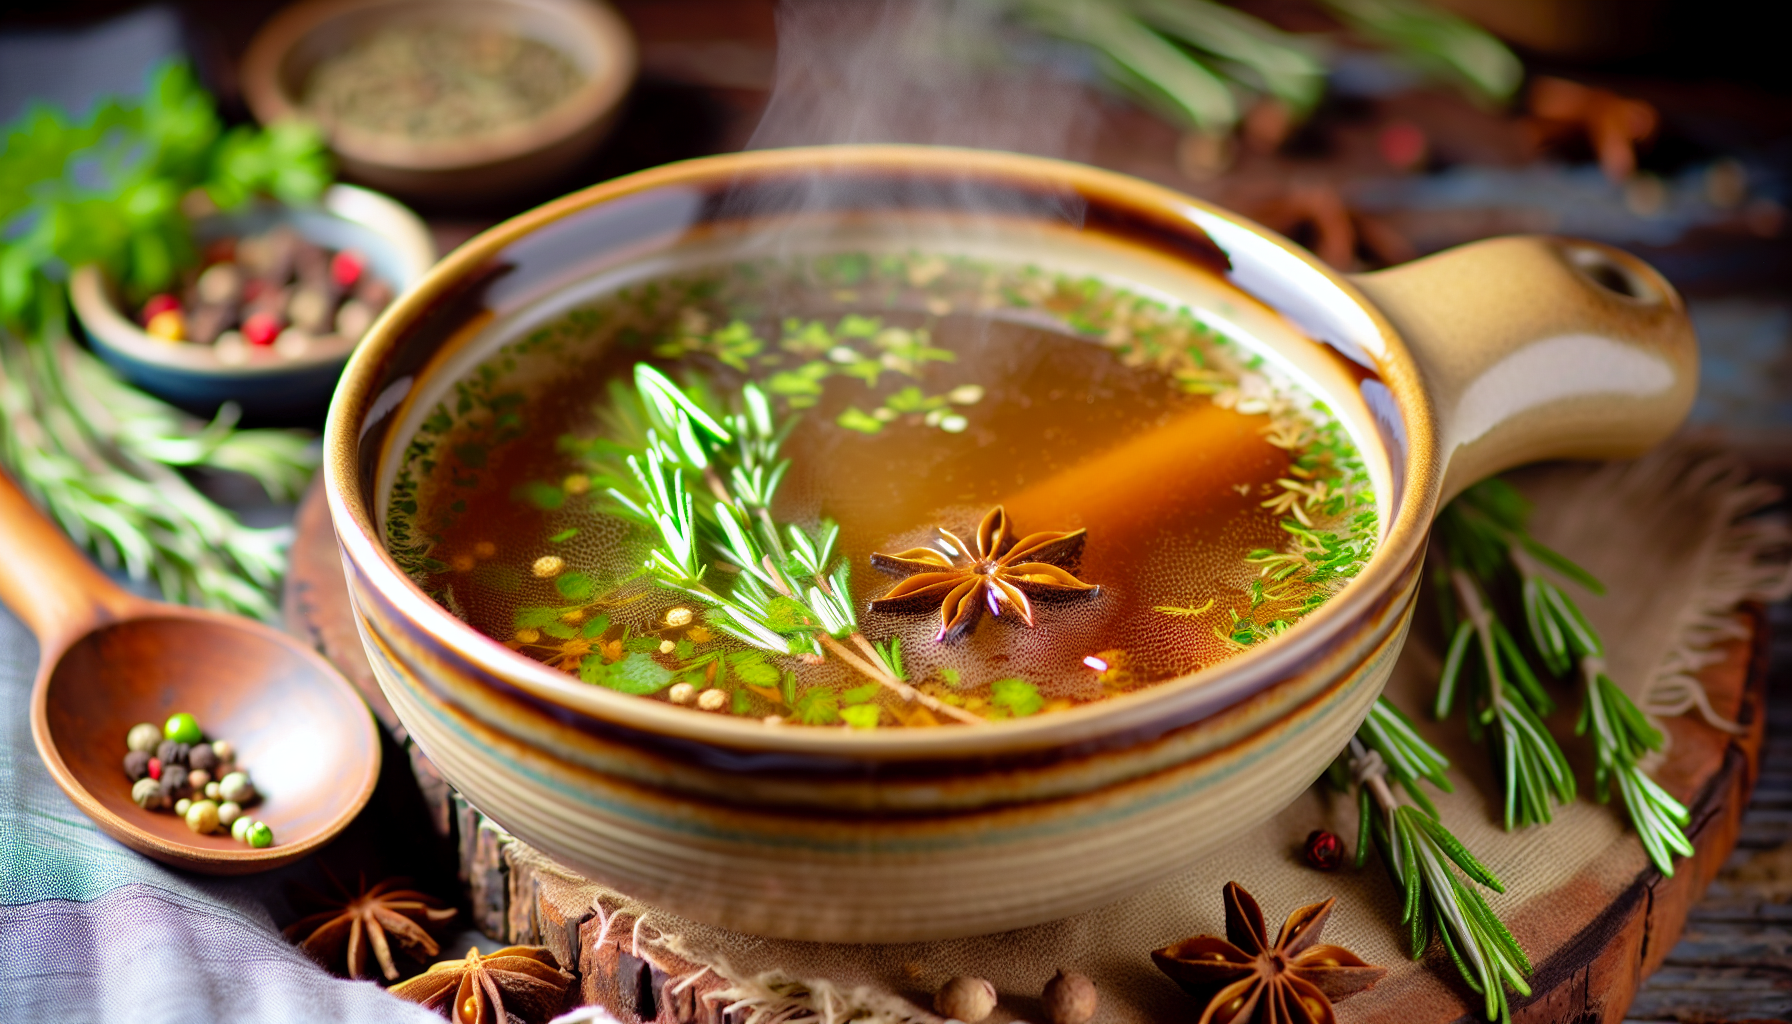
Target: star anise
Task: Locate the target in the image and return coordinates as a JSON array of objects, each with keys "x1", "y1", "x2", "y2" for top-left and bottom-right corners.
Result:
[
  {"x1": 1151, "y1": 882, "x2": 1385, "y2": 1024},
  {"x1": 283, "y1": 872, "x2": 459, "y2": 982},
  {"x1": 869, "y1": 505, "x2": 1098, "y2": 642},
  {"x1": 391, "y1": 945, "x2": 574, "y2": 1024}
]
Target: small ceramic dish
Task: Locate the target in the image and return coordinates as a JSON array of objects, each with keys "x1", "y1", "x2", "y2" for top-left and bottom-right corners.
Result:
[
  {"x1": 70, "y1": 184, "x2": 434, "y2": 418},
  {"x1": 323, "y1": 146, "x2": 1697, "y2": 941},
  {"x1": 241, "y1": 0, "x2": 637, "y2": 203}
]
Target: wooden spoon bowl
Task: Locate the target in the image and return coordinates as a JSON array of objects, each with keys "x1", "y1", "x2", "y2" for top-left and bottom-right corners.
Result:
[{"x1": 2, "y1": 470, "x2": 379, "y2": 874}]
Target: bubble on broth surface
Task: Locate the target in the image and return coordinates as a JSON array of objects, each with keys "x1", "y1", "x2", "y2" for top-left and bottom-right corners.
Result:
[{"x1": 386, "y1": 251, "x2": 1377, "y2": 727}]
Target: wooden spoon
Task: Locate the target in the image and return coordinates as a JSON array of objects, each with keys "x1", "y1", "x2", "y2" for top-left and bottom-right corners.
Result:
[{"x1": 0, "y1": 468, "x2": 379, "y2": 873}]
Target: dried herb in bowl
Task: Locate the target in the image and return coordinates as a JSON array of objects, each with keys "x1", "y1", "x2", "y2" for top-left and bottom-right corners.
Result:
[{"x1": 302, "y1": 26, "x2": 585, "y2": 142}]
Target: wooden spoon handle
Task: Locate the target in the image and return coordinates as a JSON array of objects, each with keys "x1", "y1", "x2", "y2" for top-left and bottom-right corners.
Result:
[{"x1": 0, "y1": 466, "x2": 134, "y2": 644}]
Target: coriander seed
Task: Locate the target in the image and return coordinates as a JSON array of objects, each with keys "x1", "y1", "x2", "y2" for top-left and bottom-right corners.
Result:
[
  {"x1": 1042, "y1": 970, "x2": 1096, "y2": 1024},
  {"x1": 186, "y1": 799, "x2": 221, "y2": 835},
  {"x1": 934, "y1": 976, "x2": 997, "y2": 1023},
  {"x1": 126, "y1": 723, "x2": 161, "y2": 753}
]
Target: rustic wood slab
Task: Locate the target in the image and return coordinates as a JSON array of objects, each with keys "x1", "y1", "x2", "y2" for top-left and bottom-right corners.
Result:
[{"x1": 283, "y1": 480, "x2": 1769, "y2": 1024}]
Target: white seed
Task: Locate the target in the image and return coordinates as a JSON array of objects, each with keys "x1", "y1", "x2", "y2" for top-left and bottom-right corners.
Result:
[
  {"x1": 658, "y1": 639, "x2": 676, "y2": 654},
  {"x1": 668, "y1": 683, "x2": 696, "y2": 705},
  {"x1": 939, "y1": 414, "x2": 968, "y2": 433},
  {"x1": 531, "y1": 555, "x2": 565, "y2": 578},
  {"x1": 697, "y1": 688, "x2": 729, "y2": 712},
  {"x1": 665, "y1": 607, "x2": 694, "y2": 627},
  {"x1": 947, "y1": 384, "x2": 985, "y2": 404}
]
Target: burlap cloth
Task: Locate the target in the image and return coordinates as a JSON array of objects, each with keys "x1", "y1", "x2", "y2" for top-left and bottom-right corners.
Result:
[{"x1": 536, "y1": 445, "x2": 1792, "y2": 1024}]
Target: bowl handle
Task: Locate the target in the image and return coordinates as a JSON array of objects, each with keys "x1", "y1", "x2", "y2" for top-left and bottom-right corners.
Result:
[{"x1": 1349, "y1": 236, "x2": 1698, "y2": 504}]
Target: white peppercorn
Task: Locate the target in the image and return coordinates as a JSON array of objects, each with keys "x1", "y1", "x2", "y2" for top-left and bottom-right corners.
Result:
[
  {"x1": 210, "y1": 740, "x2": 234, "y2": 765},
  {"x1": 218, "y1": 801, "x2": 242, "y2": 827},
  {"x1": 188, "y1": 769, "x2": 211, "y2": 790},
  {"x1": 219, "y1": 771, "x2": 255, "y2": 805},
  {"x1": 175, "y1": 798, "x2": 192, "y2": 817},
  {"x1": 126, "y1": 723, "x2": 161, "y2": 753},
  {"x1": 205, "y1": 782, "x2": 222, "y2": 802},
  {"x1": 232, "y1": 816, "x2": 254, "y2": 842},
  {"x1": 132, "y1": 777, "x2": 165, "y2": 809}
]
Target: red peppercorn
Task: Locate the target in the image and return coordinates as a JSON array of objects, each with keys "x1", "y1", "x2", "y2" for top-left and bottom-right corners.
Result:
[
  {"x1": 243, "y1": 312, "x2": 282, "y2": 347},
  {"x1": 1303, "y1": 829, "x2": 1344, "y2": 871},
  {"x1": 330, "y1": 249, "x2": 365, "y2": 289},
  {"x1": 139, "y1": 294, "x2": 180, "y2": 325},
  {"x1": 147, "y1": 757, "x2": 162, "y2": 781}
]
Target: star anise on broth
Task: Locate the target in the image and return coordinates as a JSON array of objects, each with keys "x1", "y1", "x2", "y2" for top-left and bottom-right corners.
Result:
[
  {"x1": 869, "y1": 505, "x2": 1098, "y2": 642},
  {"x1": 1151, "y1": 882, "x2": 1385, "y2": 1024},
  {"x1": 284, "y1": 873, "x2": 459, "y2": 981},
  {"x1": 391, "y1": 945, "x2": 574, "y2": 1024}
]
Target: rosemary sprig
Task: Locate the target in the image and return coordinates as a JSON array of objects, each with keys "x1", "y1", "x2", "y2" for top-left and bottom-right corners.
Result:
[
  {"x1": 1436, "y1": 480, "x2": 1692, "y2": 875},
  {"x1": 605, "y1": 364, "x2": 981, "y2": 725},
  {"x1": 0, "y1": 315, "x2": 315, "y2": 619},
  {"x1": 1350, "y1": 711, "x2": 1531, "y2": 1023}
]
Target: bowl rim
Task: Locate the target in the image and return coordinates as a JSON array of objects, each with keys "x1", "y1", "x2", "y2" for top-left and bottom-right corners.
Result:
[
  {"x1": 241, "y1": 0, "x2": 638, "y2": 173},
  {"x1": 70, "y1": 184, "x2": 435, "y2": 380},
  {"x1": 324, "y1": 144, "x2": 1442, "y2": 758}
]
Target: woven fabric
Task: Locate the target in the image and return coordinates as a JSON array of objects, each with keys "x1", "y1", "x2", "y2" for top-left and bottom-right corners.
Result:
[{"x1": 579, "y1": 446, "x2": 1789, "y2": 1024}]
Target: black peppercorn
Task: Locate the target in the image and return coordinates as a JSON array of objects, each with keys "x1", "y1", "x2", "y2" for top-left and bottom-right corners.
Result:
[
  {"x1": 123, "y1": 750, "x2": 151, "y2": 781},
  {"x1": 1303, "y1": 829, "x2": 1344, "y2": 871},
  {"x1": 188, "y1": 744, "x2": 218, "y2": 774},
  {"x1": 156, "y1": 740, "x2": 190, "y2": 767},
  {"x1": 159, "y1": 764, "x2": 190, "y2": 800}
]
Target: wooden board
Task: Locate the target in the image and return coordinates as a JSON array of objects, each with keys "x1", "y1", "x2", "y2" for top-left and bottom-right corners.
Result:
[{"x1": 282, "y1": 480, "x2": 1770, "y2": 1024}]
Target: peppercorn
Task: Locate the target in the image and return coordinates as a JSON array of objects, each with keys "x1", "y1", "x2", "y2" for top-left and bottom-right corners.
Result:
[
  {"x1": 218, "y1": 801, "x2": 242, "y2": 828},
  {"x1": 188, "y1": 769, "x2": 211, "y2": 791},
  {"x1": 186, "y1": 799, "x2": 221, "y2": 835},
  {"x1": 1042, "y1": 970, "x2": 1097, "y2": 1024},
  {"x1": 126, "y1": 722, "x2": 162, "y2": 753},
  {"x1": 147, "y1": 757, "x2": 162, "y2": 781},
  {"x1": 1303, "y1": 829, "x2": 1344, "y2": 871},
  {"x1": 188, "y1": 744, "x2": 219, "y2": 774},
  {"x1": 934, "y1": 976, "x2": 998, "y2": 1023},
  {"x1": 245, "y1": 821, "x2": 273, "y2": 849},
  {"x1": 132, "y1": 777, "x2": 165, "y2": 809},
  {"x1": 220, "y1": 771, "x2": 255, "y2": 805},
  {"x1": 164, "y1": 712, "x2": 203, "y2": 746},
  {"x1": 156, "y1": 740, "x2": 190, "y2": 767},
  {"x1": 175, "y1": 798, "x2": 192, "y2": 817},
  {"x1": 123, "y1": 750, "x2": 152, "y2": 781},
  {"x1": 211, "y1": 739, "x2": 234, "y2": 765},
  {"x1": 205, "y1": 782, "x2": 222, "y2": 802},
  {"x1": 161, "y1": 764, "x2": 189, "y2": 794},
  {"x1": 231, "y1": 816, "x2": 254, "y2": 842}
]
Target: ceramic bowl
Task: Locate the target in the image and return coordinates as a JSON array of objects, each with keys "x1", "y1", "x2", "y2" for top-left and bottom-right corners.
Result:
[
  {"x1": 71, "y1": 184, "x2": 435, "y2": 419},
  {"x1": 242, "y1": 0, "x2": 637, "y2": 203},
  {"x1": 323, "y1": 146, "x2": 1697, "y2": 941}
]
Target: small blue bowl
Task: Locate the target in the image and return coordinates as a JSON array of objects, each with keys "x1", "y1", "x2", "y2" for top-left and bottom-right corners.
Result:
[{"x1": 71, "y1": 184, "x2": 435, "y2": 420}]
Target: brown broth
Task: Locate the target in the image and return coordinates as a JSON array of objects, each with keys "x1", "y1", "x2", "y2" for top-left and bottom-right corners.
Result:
[{"x1": 386, "y1": 253, "x2": 1375, "y2": 728}]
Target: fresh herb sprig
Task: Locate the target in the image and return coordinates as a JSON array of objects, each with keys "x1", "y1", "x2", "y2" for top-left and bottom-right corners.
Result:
[
  {"x1": 1349, "y1": 710, "x2": 1532, "y2": 1023},
  {"x1": 0, "y1": 61, "x2": 327, "y2": 618},
  {"x1": 1436, "y1": 480, "x2": 1691, "y2": 874},
  {"x1": 605, "y1": 364, "x2": 981, "y2": 725}
]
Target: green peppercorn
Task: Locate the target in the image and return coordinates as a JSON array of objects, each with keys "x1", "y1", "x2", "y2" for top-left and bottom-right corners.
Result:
[
  {"x1": 131, "y1": 777, "x2": 164, "y2": 809},
  {"x1": 186, "y1": 799, "x2": 221, "y2": 835},
  {"x1": 218, "y1": 801, "x2": 242, "y2": 828},
  {"x1": 231, "y1": 816, "x2": 253, "y2": 842},
  {"x1": 164, "y1": 712, "x2": 202, "y2": 746},
  {"x1": 126, "y1": 723, "x2": 161, "y2": 753},
  {"x1": 246, "y1": 821, "x2": 273, "y2": 849}
]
